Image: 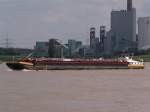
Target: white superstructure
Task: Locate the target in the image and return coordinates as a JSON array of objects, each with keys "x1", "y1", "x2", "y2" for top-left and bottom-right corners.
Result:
[{"x1": 125, "y1": 57, "x2": 144, "y2": 69}]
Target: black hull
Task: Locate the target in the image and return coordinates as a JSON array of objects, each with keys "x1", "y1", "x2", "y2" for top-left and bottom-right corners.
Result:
[
  {"x1": 6, "y1": 62, "x2": 144, "y2": 71},
  {"x1": 6, "y1": 63, "x2": 25, "y2": 71}
]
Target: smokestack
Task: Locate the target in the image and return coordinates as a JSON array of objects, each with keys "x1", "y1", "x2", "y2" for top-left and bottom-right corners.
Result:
[{"x1": 127, "y1": 0, "x2": 132, "y2": 11}]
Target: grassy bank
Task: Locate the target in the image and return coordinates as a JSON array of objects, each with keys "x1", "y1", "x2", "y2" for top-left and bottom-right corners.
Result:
[
  {"x1": 133, "y1": 54, "x2": 150, "y2": 62},
  {"x1": 0, "y1": 55, "x2": 22, "y2": 62}
]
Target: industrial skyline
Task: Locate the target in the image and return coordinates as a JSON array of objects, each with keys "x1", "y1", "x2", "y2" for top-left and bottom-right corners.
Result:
[
  {"x1": 0, "y1": 0, "x2": 150, "y2": 48},
  {"x1": 110, "y1": 0, "x2": 136, "y2": 52}
]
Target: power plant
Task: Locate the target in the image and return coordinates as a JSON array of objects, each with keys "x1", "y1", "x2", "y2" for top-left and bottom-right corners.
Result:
[
  {"x1": 19, "y1": 0, "x2": 150, "y2": 58},
  {"x1": 110, "y1": 0, "x2": 136, "y2": 52}
]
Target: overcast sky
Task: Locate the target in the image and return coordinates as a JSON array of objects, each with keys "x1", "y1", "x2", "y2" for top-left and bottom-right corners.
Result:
[{"x1": 0, "y1": 0, "x2": 150, "y2": 48}]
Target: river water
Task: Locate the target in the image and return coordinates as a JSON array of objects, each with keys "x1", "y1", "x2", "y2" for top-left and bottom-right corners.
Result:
[{"x1": 0, "y1": 63, "x2": 150, "y2": 112}]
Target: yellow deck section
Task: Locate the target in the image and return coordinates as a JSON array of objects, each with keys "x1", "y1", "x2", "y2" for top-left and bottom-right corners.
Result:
[
  {"x1": 128, "y1": 64, "x2": 144, "y2": 69},
  {"x1": 19, "y1": 62, "x2": 33, "y2": 66}
]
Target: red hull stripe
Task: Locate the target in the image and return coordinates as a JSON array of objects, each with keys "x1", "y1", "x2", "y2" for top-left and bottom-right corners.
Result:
[{"x1": 34, "y1": 61, "x2": 129, "y2": 65}]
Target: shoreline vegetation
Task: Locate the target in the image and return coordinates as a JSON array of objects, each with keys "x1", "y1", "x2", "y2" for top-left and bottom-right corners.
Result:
[
  {"x1": 1, "y1": 47, "x2": 150, "y2": 63},
  {"x1": 133, "y1": 55, "x2": 150, "y2": 62},
  {"x1": 0, "y1": 55, "x2": 22, "y2": 63},
  {"x1": 0, "y1": 48, "x2": 33, "y2": 63},
  {"x1": 0, "y1": 54, "x2": 150, "y2": 62}
]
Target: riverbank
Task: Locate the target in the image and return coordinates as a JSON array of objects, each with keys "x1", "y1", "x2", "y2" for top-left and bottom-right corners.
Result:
[
  {"x1": 0, "y1": 55, "x2": 22, "y2": 62},
  {"x1": 133, "y1": 54, "x2": 150, "y2": 62}
]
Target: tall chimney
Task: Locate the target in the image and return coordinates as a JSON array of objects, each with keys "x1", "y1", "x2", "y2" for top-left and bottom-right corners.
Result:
[{"x1": 127, "y1": 0, "x2": 132, "y2": 11}]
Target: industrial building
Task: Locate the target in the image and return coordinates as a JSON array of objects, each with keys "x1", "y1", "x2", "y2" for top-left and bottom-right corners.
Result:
[
  {"x1": 68, "y1": 39, "x2": 82, "y2": 57},
  {"x1": 100, "y1": 26, "x2": 106, "y2": 52},
  {"x1": 110, "y1": 0, "x2": 136, "y2": 52},
  {"x1": 89, "y1": 27, "x2": 102, "y2": 56},
  {"x1": 104, "y1": 30, "x2": 116, "y2": 55},
  {"x1": 48, "y1": 39, "x2": 68, "y2": 58},
  {"x1": 90, "y1": 27, "x2": 96, "y2": 48},
  {"x1": 34, "y1": 42, "x2": 49, "y2": 57},
  {"x1": 138, "y1": 17, "x2": 150, "y2": 50}
]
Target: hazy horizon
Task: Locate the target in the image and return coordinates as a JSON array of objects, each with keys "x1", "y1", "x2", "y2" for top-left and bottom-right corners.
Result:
[{"x1": 0, "y1": 0, "x2": 150, "y2": 48}]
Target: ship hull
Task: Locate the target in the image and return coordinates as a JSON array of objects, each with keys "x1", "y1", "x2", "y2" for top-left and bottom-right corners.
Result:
[
  {"x1": 6, "y1": 63, "x2": 25, "y2": 70},
  {"x1": 6, "y1": 62, "x2": 131, "y2": 70},
  {"x1": 22, "y1": 63, "x2": 130, "y2": 70},
  {"x1": 6, "y1": 57, "x2": 144, "y2": 71}
]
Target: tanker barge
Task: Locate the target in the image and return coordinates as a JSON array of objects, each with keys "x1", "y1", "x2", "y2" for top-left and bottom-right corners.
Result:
[{"x1": 6, "y1": 57, "x2": 144, "y2": 70}]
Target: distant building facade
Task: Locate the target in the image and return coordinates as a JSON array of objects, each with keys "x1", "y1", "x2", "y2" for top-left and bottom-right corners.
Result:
[
  {"x1": 68, "y1": 39, "x2": 82, "y2": 57},
  {"x1": 100, "y1": 26, "x2": 106, "y2": 52},
  {"x1": 48, "y1": 39, "x2": 68, "y2": 58},
  {"x1": 79, "y1": 45, "x2": 95, "y2": 58},
  {"x1": 111, "y1": 0, "x2": 136, "y2": 52},
  {"x1": 138, "y1": 17, "x2": 150, "y2": 50},
  {"x1": 68, "y1": 40, "x2": 77, "y2": 57},
  {"x1": 89, "y1": 27, "x2": 102, "y2": 56},
  {"x1": 104, "y1": 31, "x2": 116, "y2": 55},
  {"x1": 90, "y1": 27, "x2": 96, "y2": 48},
  {"x1": 34, "y1": 42, "x2": 49, "y2": 57}
]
